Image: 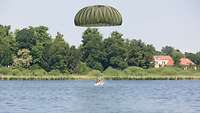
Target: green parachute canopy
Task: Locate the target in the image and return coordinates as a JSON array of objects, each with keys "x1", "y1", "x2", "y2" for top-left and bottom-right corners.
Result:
[{"x1": 74, "y1": 5, "x2": 122, "y2": 27}]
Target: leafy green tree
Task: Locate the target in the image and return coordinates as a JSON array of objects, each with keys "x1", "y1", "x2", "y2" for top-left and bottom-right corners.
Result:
[
  {"x1": 0, "y1": 40, "x2": 13, "y2": 66},
  {"x1": 41, "y1": 32, "x2": 70, "y2": 72},
  {"x1": 103, "y1": 31, "x2": 128, "y2": 69},
  {"x1": 0, "y1": 25, "x2": 16, "y2": 66},
  {"x1": 13, "y1": 49, "x2": 33, "y2": 68},
  {"x1": 172, "y1": 50, "x2": 184, "y2": 65},
  {"x1": 81, "y1": 28, "x2": 105, "y2": 71},
  {"x1": 31, "y1": 43, "x2": 45, "y2": 65},
  {"x1": 143, "y1": 44, "x2": 156, "y2": 68},
  {"x1": 0, "y1": 25, "x2": 10, "y2": 37},
  {"x1": 67, "y1": 46, "x2": 81, "y2": 73},
  {"x1": 126, "y1": 39, "x2": 155, "y2": 68},
  {"x1": 185, "y1": 52, "x2": 200, "y2": 65},
  {"x1": 29, "y1": 26, "x2": 51, "y2": 44},
  {"x1": 15, "y1": 26, "x2": 51, "y2": 65},
  {"x1": 15, "y1": 28, "x2": 36, "y2": 50},
  {"x1": 161, "y1": 46, "x2": 174, "y2": 55},
  {"x1": 29, "y1": 26, "x2": 51, "y2": 65},
  {"x1": 196, "y1": 52, "x2": 200, "y2": 65}
]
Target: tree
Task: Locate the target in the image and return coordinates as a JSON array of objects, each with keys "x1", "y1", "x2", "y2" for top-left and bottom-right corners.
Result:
[
  {"x1": 126, "y1": 39, "x2": 155, "y2": 68},
  {"x1": 172, "y1": 50, "x2": 184, "y2": 65},
  {"x1": 15, "y1": 28, "x2": 36, "y2": 50},
  {"x1": 103, "y1": 31, "x2": 128, "y2": 69},
  {"x1": 67, "y1": 46, "x2": 81, "y2": 73},
  {"x1": 0, "y1": 25, "x2": 11, "y2": 37},
  {"x1": 29, "y1": 26, "x2": 51, "y2": 44},
  {"x1": 13, "y1": 49, "x2": 32, "y2": 68},
  {"x1": 161, "y1": 46, "x2": 174, "y2": 55},
  {"x1": 0, "y1": 40, "x2": 13, "y2": 66},
  {"x1": 196, "y1": 52, "x2": 200, "y2": 65},
  {"x1": 29, "y1": 26, "x2": 51, "y2": 65},
  {"x1": 143, "y1": 44, "x2": 156, "y2": 68},
  {"x1": 0, "y1": 25, "x2": 16, "y2": 66},
  {"x1": 81, "y1": 28, "x2": 105, "y2": 71},
  {"x1": 41, "y1": 32, "x2": 70, "y2": 72},
  {"x1": 185, "y1": 52, "x2": 200, "y2": 65},
  {"x1": 14, "y1": 26, "x2": 52, "y2": 66},
  {"x1": 31, "y1": 43, "x2": 45, "y2": 65}
]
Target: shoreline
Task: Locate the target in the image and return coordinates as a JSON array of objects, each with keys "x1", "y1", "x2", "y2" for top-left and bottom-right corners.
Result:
[{"x1": 1, "y1": 75, "x2": 200, "y2": 80}]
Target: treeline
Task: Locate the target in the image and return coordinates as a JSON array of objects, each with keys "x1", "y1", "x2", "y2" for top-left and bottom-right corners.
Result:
[{"x1": 0, "y1": 25, "x2": 199, "y2": 74}]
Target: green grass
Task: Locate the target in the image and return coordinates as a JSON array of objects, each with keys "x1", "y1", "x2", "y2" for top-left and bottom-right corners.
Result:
[
  {"x1": 1, "y1": 75, "x2": 200, "y2": 80},
  {"x1": 0, "y1": 66, "x2": 200, "y2": 80}
]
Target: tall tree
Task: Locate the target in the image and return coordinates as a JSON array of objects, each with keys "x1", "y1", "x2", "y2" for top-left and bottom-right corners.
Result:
[
  {"x1": 185, "y1": 52, "x2": 200, "y2": 65},
  {"x1": 0, "y1": 25, "x2": 16, "y2": 66},
  {"x1": 41, "y1": 32, "x2": 70, "y2": 72},
  {"x1": 15, "y1": 28, "x2": 36, "y2": 50},
  {"x1": 29, "y1": 26, "x2": 51, "y2": 65},
  {"x1": 161, "y1": 46, "x2": 174, "y2": 55},
  {"x1": 196, "y1": 52, "x2": 200, "y2": 65},
  {"x1": 81, "y1": 28, "x2": 105, "y2": 71},
  {"x1": 127, "y1": 39, "x2": 155, "y2": 68},
  {"x1": 29, "y1": 26, "x2": 51, "y2": 44},
  {"x1": 104, "y1": 31, "x2": 128, "y2": 69},
  {"x1": 67, "y1": 46, "x2": 80, "y2": 73}
]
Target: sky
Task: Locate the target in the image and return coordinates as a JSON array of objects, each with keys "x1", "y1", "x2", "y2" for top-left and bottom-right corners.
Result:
[{"x1": 0, "y1": 0, "x2": 200, "y2": 53}]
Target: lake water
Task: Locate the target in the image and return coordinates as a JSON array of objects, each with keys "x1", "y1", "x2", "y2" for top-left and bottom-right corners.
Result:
[{"x1": 0, "y1": 80, "x2": 200, "y2": 113}]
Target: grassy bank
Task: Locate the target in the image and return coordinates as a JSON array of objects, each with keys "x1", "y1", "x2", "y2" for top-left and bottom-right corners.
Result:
[
  {"x1": 1, "y1": 75, "x2": 200, "y2": 80},
  {"x1": 0, "y1": 66, "x2": 200, "y2": 80}
]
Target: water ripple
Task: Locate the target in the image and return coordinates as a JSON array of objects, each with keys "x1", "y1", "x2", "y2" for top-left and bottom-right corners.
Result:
[{"x1": 0, "y1": 80, "x2": 200, "y2": 113}]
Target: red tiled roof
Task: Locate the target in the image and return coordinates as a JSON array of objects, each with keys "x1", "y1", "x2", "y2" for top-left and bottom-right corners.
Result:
[
  {"x1": 179, "y1": 58, "x2": 195, "y2": 65},
  {"x1": 154, "y1": 55, "x2": 174, "y2": 65}
]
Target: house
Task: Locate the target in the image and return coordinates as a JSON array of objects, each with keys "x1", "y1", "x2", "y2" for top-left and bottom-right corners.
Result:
[
  {"x1": 153, "y1": 55, "x2": 174, "y2": 68},
  {"x1": 179, "y1": 58, "x2": 196, "y2": 70}
]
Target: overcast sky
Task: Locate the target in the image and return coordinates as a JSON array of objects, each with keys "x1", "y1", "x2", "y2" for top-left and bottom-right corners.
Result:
[{"x1": 0, "y1": 0, "x2": 200, "y2": 53}]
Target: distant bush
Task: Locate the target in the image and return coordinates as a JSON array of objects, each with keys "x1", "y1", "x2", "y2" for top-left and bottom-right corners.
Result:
[
  {"x1": 147, "y1": 67, "x2": 183, "y2": 75},
  {"x1": 147, "y1": 68, "x2": 163, "y2": 75},
  {"x1": 123, "y1": 66, "x2": 147, "y2": 76},
  {"x1": 0, "y1": 67, "x2": 12, "y2": 75},
  {"x1": 63, "y1": 69, "x2": 70, "y2": 75},
  {"x1": 0, "y1": 67, "x2": 33, "y2": 76},
  {"x1": 103, "y1": 67, "x2": 126, "y2": 76},
  {"x1": 160, "y1": 68, "x2": 178, "y2": 75},
  {"x1": 48, "y1": 70, "x2": 62, "y2": 76},
  {"x1": 30, "y1": 64, "x2": 43, "y2": 70},
  {"x1": 19, "y1": 68, "x2": 32, "y2": 76},
  {"x1": 31, "y1": 69, "x2": 48, "y2": 76},
  {"x1": 10, "y1": 68, "x2": 22, "y2": 76},
  {"x1": 77, "y1": 62, "x2": 91, "y2": 75},
  {"x1": 87, "y1": 70, "x2": 102, "y2": 77}
]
